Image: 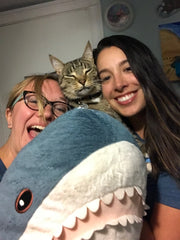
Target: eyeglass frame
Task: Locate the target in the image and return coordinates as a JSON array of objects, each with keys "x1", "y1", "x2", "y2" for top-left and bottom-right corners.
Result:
[{"x1": 11, "y1": 90, "x2": 71, "y2": 117}]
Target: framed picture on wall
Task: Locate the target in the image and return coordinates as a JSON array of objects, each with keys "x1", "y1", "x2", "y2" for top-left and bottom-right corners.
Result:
[
  {"x1": 104, "y1": 1, "x2": 134, "y2": 31},
  {"x1": 159, "y1": 21, "x2": 180, "y2": 81}
]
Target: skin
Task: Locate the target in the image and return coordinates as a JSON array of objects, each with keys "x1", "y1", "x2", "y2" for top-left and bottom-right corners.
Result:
[
  {"x1": 150, "y1": 203, "x2": 180, "y2": 240},
  {"x1": 0, "y1": 79, "x2": 66, "y2": 169},
  {"x1": 140, "y1": 204, "x2": 180, "y2": 240},
  {"x1": 96, "y1": 46, "x2": 180, "y2": 240},
  {"x1": 96, "y1": 46, "x2": 146, "y2": 138}
]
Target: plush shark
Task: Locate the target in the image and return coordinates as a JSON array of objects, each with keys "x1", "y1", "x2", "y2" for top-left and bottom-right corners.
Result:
[{"x1": 0, "y1": 109, "x2": 147, "y2": 240}]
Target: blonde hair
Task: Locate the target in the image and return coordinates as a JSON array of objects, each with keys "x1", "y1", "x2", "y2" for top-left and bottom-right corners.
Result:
[{"x1": 7, "y1": 73, "x2": 59, "y2": 118}]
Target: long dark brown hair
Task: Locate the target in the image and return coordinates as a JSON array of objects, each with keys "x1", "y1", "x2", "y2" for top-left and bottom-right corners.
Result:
[{"x1": 94, "y1": 35, "x2": 180, "y2": 182}]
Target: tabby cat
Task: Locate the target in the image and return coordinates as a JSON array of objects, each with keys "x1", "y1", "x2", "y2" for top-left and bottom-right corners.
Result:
[{"x1": 49, "y1": 41, "x2": 122, "y2": 121}]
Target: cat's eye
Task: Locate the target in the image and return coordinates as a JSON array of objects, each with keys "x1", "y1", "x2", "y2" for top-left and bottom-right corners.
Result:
[
  {"x1": 66, "y1": 74, "x2": 76, "y2": 79},
  {"x1": 85, "y1": 68, "x2": 92, "y2": 75}
]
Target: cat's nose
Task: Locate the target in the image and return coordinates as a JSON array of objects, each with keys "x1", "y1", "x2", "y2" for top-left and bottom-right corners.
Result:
[{"x1": 79, "y1": 78, "x2": 86, "y2": 85}]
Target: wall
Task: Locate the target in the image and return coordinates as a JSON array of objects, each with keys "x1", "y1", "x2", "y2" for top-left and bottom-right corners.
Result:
[
  {"x1": 0, "y1": 0, "x2": 103, "y2": 146},
  {"x1": 0, "y1": 0, "x2": 179, "y2": 146},
  {"x1": 100, "y1": 0, "x2": 180, "y2": 62}
]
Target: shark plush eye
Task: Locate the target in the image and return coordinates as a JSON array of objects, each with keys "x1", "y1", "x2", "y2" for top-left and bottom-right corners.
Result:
[{"x1": 15, "y1": 188, "x2": 33, "y2": 213}]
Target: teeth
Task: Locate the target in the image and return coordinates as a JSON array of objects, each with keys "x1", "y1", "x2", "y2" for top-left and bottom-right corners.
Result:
[
  {"x1": 101, "y1": 193, "x2": 113, "y2": 205},
  {"x1": 86, "y1": 199, "x2": 100, "y2": 213},
  {"x1": 134, "y1": 216, "x2": 143, "y2": 223},
  {"x1": 118, "y1": 215, "x2": 142, "y2": 226},
  {"x1": 108, "y1": 219, "x2": 119, "y2": 226},
  {"x1": 114, "y1": 188, "x2": 125, "y2": 200},
  {"x1": 117, "y1": 93, "x2": 134, "y2": 102},
  {"x1": 126, "y1": 215, "x2": 135, "y2": 224},
  {"x1": 73, "y1": 206, "x2": 88, "y2": 220},
  {"x1": 53, "y1": 225, "x2": 63, "y2": 238},
  {"x1": 125, "y1": 187, "x2": 134, "y2": 197},
  {"x1": 144, "y1": 211, "x2": 147, "y2": 216},
  {"x1": 134, "y1": 186, "x2": 142, "y2": 196},
  {"x1": 118, "y1": 216, "x2": 128, "y2": 226},
  {"x1": 82, "y1": 230, "x2": 94, "y2": 240},
  {"x1": 52, "y1": 187, "x2": 145, "y2": 240},
  {"x1": 56, "y1": 186, "x2": 145, "y2": 238},
  {"x1": 31, "y1": 125, "x2": 45, "y2": 130},
  {"x1": 62, "y1": 215, "x2": 76, "y2": 229},
  {"x1": 142, "y1": 200, "x2": 150, "y2": 210}
]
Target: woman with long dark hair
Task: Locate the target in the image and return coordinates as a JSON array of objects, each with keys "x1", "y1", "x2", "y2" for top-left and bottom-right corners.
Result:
[{"x1": 94, "y1": 35, "x2": 180, "y2": 239}]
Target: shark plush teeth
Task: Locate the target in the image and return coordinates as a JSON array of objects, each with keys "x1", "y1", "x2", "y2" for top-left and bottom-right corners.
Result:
[
  {"x1": 0, "y1": 109, "x2": 147, "y2": 240},
  {"x1": 19, "y1": 141, "x2": 146, "y2": 240}
]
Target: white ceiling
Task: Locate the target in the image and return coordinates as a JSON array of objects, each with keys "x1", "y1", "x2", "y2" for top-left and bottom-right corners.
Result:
[{"x1": 0, "y1": 0, "x2": 54, "y2": 12}]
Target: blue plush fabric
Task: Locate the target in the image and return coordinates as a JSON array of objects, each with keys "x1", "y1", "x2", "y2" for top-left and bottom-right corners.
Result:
[{"x1": 0, "y1": 109, "x2": 140, "y2": 239}]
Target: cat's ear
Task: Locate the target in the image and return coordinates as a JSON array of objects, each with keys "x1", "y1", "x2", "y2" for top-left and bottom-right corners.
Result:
[
  {"x1": 49, "y1": 54, "x2": 64, "y2": 76},
  {"x1": 82, "y1": 41, "x2": 94, "y2": 62}
]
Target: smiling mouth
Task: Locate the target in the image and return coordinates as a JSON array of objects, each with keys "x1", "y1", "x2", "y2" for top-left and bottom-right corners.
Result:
[
  {"x1": 28, "y1": 125, "x2": 45, "y2": 138},
  {"x1": 117, "y1": 92, "x2": 135, "y2": 104}
]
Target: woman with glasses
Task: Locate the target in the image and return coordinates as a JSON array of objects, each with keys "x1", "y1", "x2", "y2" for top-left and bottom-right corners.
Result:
[{"x1": 0, "y1": 74, "x2": 70, "y2": 181}]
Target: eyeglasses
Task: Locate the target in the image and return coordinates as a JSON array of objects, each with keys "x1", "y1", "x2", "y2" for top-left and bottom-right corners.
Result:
[{"x1": 12, "y1": 91, "x2": 71, "y2": 117}]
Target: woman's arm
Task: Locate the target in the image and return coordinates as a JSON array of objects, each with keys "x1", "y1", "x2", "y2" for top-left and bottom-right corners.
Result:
[
  {"x1": 140, "y1": 219, "x2": 155, "y2": 240},
  {"x1": 150, "y1": 203, "x2": 180, "y2": 240},
  {"x1": 141, "y1": 172, "x2": 180, "y2": 240}
]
